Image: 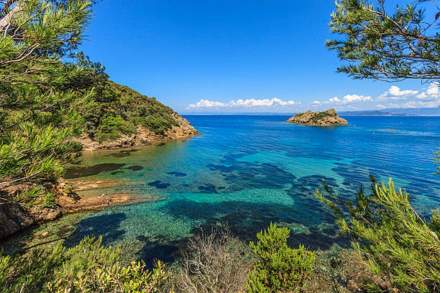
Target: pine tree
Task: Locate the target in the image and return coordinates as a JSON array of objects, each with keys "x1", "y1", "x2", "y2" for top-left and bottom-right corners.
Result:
[
  {"x1": 328, "y1": 0, "x2": 440, "y2": 81},
  {"x1": 316, "y1": 179, "x2": 440, "y2": 292},
  {"x1": 0, "y1": 0, "x2": 91, "y2": 200}
]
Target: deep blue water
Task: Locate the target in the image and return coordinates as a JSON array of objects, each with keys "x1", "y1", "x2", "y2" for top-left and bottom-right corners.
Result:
[{"x1": 60, "y1": 115, "x2": 440, "y2": 263}]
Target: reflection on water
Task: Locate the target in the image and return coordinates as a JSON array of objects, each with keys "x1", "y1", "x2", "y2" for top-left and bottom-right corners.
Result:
[{"x1": 5, "y1": 116, "x2": 440, "y2": 264}]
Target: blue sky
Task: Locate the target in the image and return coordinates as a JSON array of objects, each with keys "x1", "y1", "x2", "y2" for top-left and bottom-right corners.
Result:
[{"x1": 81, "y1": 0, "x2": 440, "y2": 113}]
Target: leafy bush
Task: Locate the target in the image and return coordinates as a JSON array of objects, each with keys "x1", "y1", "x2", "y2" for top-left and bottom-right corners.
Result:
[
  {"x1": 247, "y1": 223, "x2": 316, "y2": 293},
  {"x1": 0, "y1": 124, "x2": 77, "y2": 184},
  {"x1": 317, "y1": 179, "x2": 440, "y2": 292},
  {"x1": 141, "y1": 113, "x2": 177, "y2": 135},
  {"x1": 13, "y1": 186, "x2": 56, "y2": 209},
  {"x1": 95, "y1": 115, "x2": 136, "y2": 142},
  {"x1": 0, "y1": 237, "x2": 168, "y2": 293}
]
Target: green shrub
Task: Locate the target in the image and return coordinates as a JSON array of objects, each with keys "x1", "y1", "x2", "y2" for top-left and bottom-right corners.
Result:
[
  {"x1": 95, "y1": 115, "x2": 136, "y2": 142},
  {"x1": 13, "y1": 186, "x2": 56, "y2": 209},
  {"x1": 317, "y1": 179, "x2": 440, "y2": 292},
  {"x1": 247, "y1": 223, "x2": 316, "y2": 293},
  {"x1": 141, "y1": 113, "x2": 177, "y2": 135},
  {"x1": 0, "y1": 243, "x2": 65, "y2": 293},
  {"x1": 0, "y1": 254, "x2": 11, "y2": 290},
  {"x1": 0, "y1": 237, "x2": 168, "y2": 293},
  {"x1": 432, "y1": 209, "x2": 440, "y2": 235},
  {"x1": 0, "y1": 124, "x2": 71, "y2": 183}
]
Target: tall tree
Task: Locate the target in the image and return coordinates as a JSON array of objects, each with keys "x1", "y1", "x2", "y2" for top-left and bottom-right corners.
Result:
[
  {"x1": 328, "y1": 0, "x2": 440, "y2": 81},
  {"x1": 0, "y1": 0, "x2": 91, "y2": 191}
]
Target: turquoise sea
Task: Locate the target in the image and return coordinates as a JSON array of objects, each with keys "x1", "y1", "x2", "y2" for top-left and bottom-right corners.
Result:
[{"x1": 30, "y1": 116, "x2": 440, "y2": 264}]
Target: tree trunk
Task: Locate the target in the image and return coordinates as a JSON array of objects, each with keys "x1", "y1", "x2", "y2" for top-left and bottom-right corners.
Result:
[{"x1": 0, "y1": 1, "x2": 20, "y2": 31}]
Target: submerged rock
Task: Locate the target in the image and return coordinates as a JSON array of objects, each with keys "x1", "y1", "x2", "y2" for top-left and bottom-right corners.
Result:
[{"x1": 288, "y1": 109, "x2": 348, "y2": 127}]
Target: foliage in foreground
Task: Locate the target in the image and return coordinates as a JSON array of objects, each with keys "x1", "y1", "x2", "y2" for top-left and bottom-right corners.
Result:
[
  {"x1": 328, "y1": 0, "x2": 440, "y2": 80},
  {"x1": 170, "y1": 228, "x2": 254, "y2": 293},
  {"x1": 0, "y1": 0, "x2": 92, "y2": 192},
  {"x1": 0, "y1": 237, "x2": 168, "y2": 293},
  {"x1": 0, "y1": 0, "x2": 181, "y2": 212},
  {"x1": 247, "y1": 223, "x2": 316, "y2": 293},
  {"x1": 2, "y1": 187, "x2": 438, "y2": 293},
  {"x1": 317, "y1": 179, "x2": 440, "y2": 292}
]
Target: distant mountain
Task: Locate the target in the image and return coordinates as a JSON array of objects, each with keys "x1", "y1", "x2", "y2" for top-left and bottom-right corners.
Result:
[
  {"x1": 340, "y1": 107, "x2": 440, "y2": 117},
  {"x1": 186, "y1": 108, "x2": 440, "y2": 116}
]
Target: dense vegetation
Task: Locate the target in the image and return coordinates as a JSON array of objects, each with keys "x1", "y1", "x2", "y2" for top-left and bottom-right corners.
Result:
[
  {"x1": 247, "y1": 224, "x2": 315, "y2": 292},
  {"x1": 0, "y1": 0, "x2": 181, "y2": 213},
  {"x1": 317, "y1": 179, "x2": 440, "y2": 292},
  {"x1": 328, "y1": 0, "x2": 440, "y2": 80},
  {"x1": 0, "y1": 0, "x2": 439, "y2": 292},
  {"x1": 2, "y1": 180, "x2": 438, "y2": 292},
  {"x1": 0, "y1": 237, "x2": 169, "y2": 292}
]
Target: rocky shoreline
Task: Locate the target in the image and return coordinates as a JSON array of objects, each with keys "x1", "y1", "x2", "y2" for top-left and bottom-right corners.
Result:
[
  {"x1": 0, "y1": 117, "x2": 197, "y2": 241},
  {"x1": 288, "y1": 109, "x2": 348, "y2": 127},
  {"x1": 76, "y1": 115, "x2": 198, "y2": 151},
  {"x1": 0, "y1": 179, "x2": 158, "y2": 240}
]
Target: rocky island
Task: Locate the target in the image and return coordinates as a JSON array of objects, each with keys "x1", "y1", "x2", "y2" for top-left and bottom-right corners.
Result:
[{"x1": 288, "y1": 109, "x2": 348, "y2": 127}]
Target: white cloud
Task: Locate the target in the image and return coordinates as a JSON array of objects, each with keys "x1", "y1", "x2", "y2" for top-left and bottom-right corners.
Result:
[
  {"x1": 188, "y1": 99, "x2": 226, "y2": 109},
  {"x1": 188, "y1": 97, "x2": 298, "y2": 110},
  {"x1": 320, "y1": 94, "x2": 372, "y2": 106},
  {"x1": 329, "y1": 97, "x2": 341, "y2": 103},
  {"x1": 342, "y1": 94, "x2": 372, "y2": 103},
  {"x1": 379, "y1": 85, "x2": 418, "y2": 100},
  {"x1": 188, "y1": 83, "x2": 440, "y2": 112},
  {"x1": 230, "y1": 98, "x2": 297, "y2": 107},
  {"x1": 417, "y1": 82, "x2": 440, "y2": 100}
]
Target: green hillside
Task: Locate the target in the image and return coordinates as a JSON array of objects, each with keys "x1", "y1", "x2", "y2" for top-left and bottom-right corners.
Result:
[{"x1": 0, "y1": 0, "x2": 192, "y2": 229}]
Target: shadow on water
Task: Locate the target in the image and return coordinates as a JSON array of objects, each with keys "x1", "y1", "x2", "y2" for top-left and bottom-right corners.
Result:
[
  {"x1": 288, "y1": 175, "x2": 338, "y2": 198},
  {"x1": 135, "y1": 235, "x2": 187, "y2": 268},
  {"x1": 167, "y1": 171, "x2": 187, "y2": 177},
  {"x1": 208, "y1": 161, "x2": 296, "y2": 192},
  {"x1": 198, "y1": 183, "x2": 219, "y2": 193},
  {"x1": 148, "y1": 180, "x2": 171, "y2": 189},
  {"x1": 125, "y1": 165, "x2": 144, "y2": 171},
  {"x1": 106, "y1": 149, "x2": 139, "y2": 158},
  {"x1": 64, "y1": 163, "x2": 126, "y2": 179},
  {"x1": 65, "y1": 213, "x2": 127, "y2": 247},
  {"x1": 160, "y1": 199, "x2": 348, "y2": 250}
]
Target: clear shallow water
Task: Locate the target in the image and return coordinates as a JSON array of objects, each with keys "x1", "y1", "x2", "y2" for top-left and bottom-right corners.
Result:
[{"x1": 43, "y1": 116, "x2": 440, "y2": 263}]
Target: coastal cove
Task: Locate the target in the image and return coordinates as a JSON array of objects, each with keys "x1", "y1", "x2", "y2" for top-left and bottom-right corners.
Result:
[{"x1": 3, "y1": 115, "x2": 440, "y2": 265}]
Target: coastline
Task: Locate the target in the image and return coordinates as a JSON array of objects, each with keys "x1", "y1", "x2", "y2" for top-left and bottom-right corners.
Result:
[
  {"x1": 57, "y1": 178, "x2": 161, "y2": 213},
  {"x1": 0, "y1": 120, "x2": 197, "y2": 241},
  {"x1": 75, "y1": 115, "x2": 198, "y2": 152}
]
